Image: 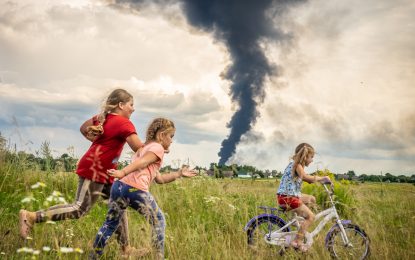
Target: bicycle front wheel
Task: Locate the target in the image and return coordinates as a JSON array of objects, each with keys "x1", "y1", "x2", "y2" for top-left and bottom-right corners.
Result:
[{"x1": 327, "y1": 223, "x2": 370, "y2": 259}]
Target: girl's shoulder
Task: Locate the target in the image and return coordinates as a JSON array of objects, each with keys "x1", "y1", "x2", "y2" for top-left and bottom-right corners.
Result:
[{"x1": 143, "y1": 142, "x2": 164, "y2": 153}]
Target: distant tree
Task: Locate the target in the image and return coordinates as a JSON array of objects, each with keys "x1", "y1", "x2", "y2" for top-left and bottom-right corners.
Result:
[
  {"x1": 231, "y1": 164, "x2": 238, "y2": 178},
  {"x1": 384, "y1": 173, "x2": 396, "y2": 182},
  {"x1": 256, "y1": 170, "x2": 264, "y2": 178},
  {"x1": 359, "y1": 174, "x2": 368, "y2": 183},
  {"x1": 210, "y1": 162, "x2": 217, "y2": 171},
  {"x1": 59, "y1": 153, "x2": 77, "y2": 172},
  {"x1": 263, "y1": 169, "x2": 271, "y2": 178},
  {"x1": 346, "y1": 170, "x2": 356, "y2": 180},
  {"x1": 160, "y1": 165, "x2": 173, "y2": 173},
  {"x1": 40, "y1": 140, "x2": 54, "y2": 172}
]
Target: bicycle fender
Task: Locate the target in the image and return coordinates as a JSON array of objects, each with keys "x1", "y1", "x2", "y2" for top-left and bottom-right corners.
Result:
[
  {"x1": 324, "y1": 220, "x2": 352, "y2": 247},
  {"x1": 243, "y1": 214, "x2": 288, "y2": 232}
]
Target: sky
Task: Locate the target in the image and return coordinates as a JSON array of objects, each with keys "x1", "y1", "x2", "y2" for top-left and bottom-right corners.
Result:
[{"x1": 0, "y1": 0, "x2": 414, "y2": 176}]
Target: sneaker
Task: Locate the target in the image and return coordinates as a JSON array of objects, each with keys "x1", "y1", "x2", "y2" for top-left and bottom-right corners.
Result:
[{"x1": 19, "y1": 209, "x2": 33, "y2": 239}]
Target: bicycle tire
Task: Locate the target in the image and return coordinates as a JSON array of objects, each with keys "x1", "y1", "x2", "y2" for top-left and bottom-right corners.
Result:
[
  {"x1": 246, "y1": 215, "x2": 289, "y2": 254},
  {"x1": 326, "y1": 223, "x2": 370, "y2": 259}
]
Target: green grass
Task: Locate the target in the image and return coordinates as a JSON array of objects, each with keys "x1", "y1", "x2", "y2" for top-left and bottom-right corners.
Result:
[{"x1": 0, "y1": 166, "x2": 414, "y2": 259}]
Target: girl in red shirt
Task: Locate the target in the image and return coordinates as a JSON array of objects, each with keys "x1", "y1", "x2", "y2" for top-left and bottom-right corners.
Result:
[{"x1": 19, "y1": 88, "x2": 144, "y2": 257}]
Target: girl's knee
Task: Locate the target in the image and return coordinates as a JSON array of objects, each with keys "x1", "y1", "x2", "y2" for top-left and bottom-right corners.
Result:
[{"x1": 309, "y1": 212, "x2": 315, "y2": 222}]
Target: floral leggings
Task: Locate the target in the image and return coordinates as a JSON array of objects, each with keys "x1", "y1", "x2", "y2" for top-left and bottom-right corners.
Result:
[{"x1": 93, "y1": 180, "x2": 166, "y2": 258}]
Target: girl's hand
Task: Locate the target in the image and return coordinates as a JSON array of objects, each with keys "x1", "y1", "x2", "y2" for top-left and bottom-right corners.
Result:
[
  {"x1": 179, "y1": 165, "x2": 197, "y2": 178},
  {"x1": 86, "y1": 125, "x2": 104, "y2": 142},
  {"x1": 320, "y1": 176, "x2": 332, "y2": 184},
  {"x1": 107, "y1": 169, "x2": 125, "y2": 179}
]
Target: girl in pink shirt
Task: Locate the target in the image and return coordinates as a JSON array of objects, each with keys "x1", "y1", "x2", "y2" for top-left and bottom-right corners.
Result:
[{"x1": 92, "y1": 118, "x2": 196, "y2": 259}]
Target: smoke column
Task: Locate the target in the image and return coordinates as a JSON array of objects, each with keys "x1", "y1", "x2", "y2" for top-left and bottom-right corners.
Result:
[{"x1": 114, "y1": 0, "x2": 304, "y2": 165}]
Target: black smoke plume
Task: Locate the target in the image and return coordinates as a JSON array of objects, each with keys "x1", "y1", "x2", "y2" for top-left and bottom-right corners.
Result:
[{"x1": 113, "y1": 0, "x2": 304, "y2": 165}]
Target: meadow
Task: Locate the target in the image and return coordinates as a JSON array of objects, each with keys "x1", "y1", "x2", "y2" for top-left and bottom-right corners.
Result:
[{"x1": 0, "y1": 165, "x2": 414, "y2": 259}]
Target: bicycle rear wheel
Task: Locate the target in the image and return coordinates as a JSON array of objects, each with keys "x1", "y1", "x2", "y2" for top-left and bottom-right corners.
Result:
[
  {"x1": 327, "y1": 223, "x2": 370, "y2": 259},
  {"x1": 246, "y1": 216, "x2": 290, "y2": 256}
]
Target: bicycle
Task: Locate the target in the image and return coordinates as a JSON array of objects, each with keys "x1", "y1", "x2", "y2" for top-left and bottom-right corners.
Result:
[{"x1": 243, "y1": 183, "x2": 370, "y2": 259}]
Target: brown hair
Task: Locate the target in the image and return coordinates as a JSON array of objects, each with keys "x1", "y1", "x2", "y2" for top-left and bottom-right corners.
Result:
[
  {"x1": 291, "y1": 143, "x2": 314, "y2": 179},
  {"x1": 145, "y1": 118, "x2": 175, "y2": 144},
  {"x1": 87, "y1": 88, "x2": 133, "y2": 136}
]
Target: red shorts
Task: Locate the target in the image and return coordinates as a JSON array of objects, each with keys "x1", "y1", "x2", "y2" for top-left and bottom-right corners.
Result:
[{"x1": 277, "y1": 194, "x2": 302, "y2": 210}]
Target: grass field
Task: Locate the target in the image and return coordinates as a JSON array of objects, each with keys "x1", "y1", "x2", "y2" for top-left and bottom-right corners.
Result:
[{"x1": 0, "y1": 166, "x2": 414, "y2": 259}]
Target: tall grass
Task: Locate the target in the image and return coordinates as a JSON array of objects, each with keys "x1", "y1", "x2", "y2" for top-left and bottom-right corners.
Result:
[{"x1": 0, "y1": 161, "x2": 414, "y2": 259}]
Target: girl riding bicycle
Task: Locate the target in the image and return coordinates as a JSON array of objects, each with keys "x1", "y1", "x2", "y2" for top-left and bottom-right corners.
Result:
[{"x1": 277, "y1": 143, "x2": 331, "y2": 252}]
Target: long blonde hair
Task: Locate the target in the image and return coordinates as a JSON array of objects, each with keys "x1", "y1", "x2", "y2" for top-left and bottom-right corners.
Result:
[
  {"x1": 145, "y1": 118, "x2": 175, "y2": 144},
  {"x1": 87, "y1": 89, "x2": 133, "y2": 136},
  {"x1": 291, "y1": 143, "x2": 314, "y2": 179}
]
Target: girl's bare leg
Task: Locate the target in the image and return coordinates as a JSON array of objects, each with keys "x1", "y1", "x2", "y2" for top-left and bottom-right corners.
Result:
[
  {"x1": 300, "y1": 193, "x2": 316, "y2": 208},
  {"x1": 292, "y1": 204, "x2": 314, "y2": 251}
]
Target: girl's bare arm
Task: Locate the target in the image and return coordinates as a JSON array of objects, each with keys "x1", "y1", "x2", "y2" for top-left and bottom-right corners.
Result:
[
  {"x1": 80, "y1": 118, "x2": 95, "y2": 141},
  {"x1": 296, "y1": 164, "x2": 330, "y2": 184},
  {"x1": 126, "y1": 134, "x2": 144, "y2": 152},
  {"x1": 108, "y1": 151, "x2": 159, "y2": 178},
  {"x1": 155, "y1": 166, "x2": 197, "y2": 184}
]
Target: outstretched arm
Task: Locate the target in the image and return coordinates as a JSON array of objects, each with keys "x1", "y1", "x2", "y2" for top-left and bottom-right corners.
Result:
[
  {"x1": 154, "y1": 165, "x2": 197, "y2": 184},
  {"x1": 107, "y1": 151, "x2": 159, "y2": 178},
  {"x1": 296, "y1": 164, "x2": 331, "y2": 184}
]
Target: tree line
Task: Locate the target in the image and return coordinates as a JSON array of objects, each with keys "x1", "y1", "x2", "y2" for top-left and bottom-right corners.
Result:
[{"x1": 1, "y1": 133, "x2": 413, "y2": 183}]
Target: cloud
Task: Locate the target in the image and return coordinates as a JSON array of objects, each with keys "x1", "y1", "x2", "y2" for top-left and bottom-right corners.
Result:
[
  {"x1": 0, "y1": 0, "x2": 230, "y2": 166},
  {"x1": 0, "y1": 0, "x2": 414, "y2": 174}
]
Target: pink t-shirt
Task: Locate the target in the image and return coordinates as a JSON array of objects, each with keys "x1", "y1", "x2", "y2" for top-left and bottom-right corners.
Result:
[{"x1": 120, "y1": 142, "x2": 164, "y2": 192}]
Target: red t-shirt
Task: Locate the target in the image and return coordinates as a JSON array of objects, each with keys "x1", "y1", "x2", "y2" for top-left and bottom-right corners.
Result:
[{"x1": 76, "y1": 114, "x2": 137, "y2": 184}]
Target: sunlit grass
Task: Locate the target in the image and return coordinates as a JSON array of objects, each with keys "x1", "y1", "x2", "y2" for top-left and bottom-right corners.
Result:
[{"x1": 0, "y1": 162, "x2": 414, "y2": 259}]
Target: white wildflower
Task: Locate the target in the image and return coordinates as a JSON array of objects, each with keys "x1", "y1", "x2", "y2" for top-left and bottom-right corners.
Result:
[
  {"x1": 46, "y1": 221, "x2": 56, "y2": 224},
  {"x1": 228, "y1": 203, "x2": 237, "y2": 210},
  {"x1": 31, "y1": 182, "x2": 46, "y2": 189},
  {"x1": 42, "y1": 246, "x2": 51, "y2": 252},
  {"x1": 32, "y1": 250, "x2": 40, "y2": 255},
  {"x1": 52, "y1": 191, "x2": 62, "y2": 197},
  {"x1": 21, "y1": 196, "x2": 37, "y2": 203},
  {"x1": 17, "y1": 247, "x2": 34, "y2": 253},
  {"x1": 58, "y1": 197, "x2": 67, "y2": 203},
  {"x1": 204, "y1": 196, "x2": 221, "y2": 203},
  {"x1": 59, "y1": 247, "x2": 74, "y2": 253}
]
